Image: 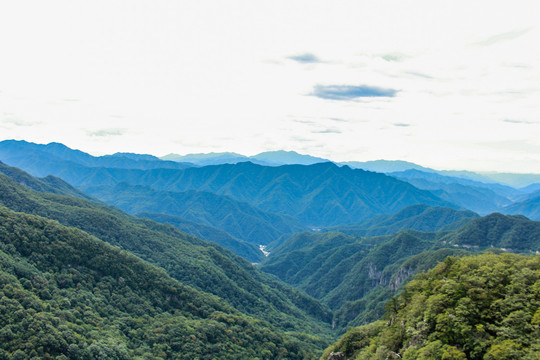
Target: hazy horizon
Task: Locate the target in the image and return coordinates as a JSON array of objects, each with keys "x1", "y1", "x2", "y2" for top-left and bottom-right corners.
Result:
[
  {"x1": 1, "y1": 1, "x2": 539, "y2": 172},
  {"x1": 4, "y1": 138, "x2": 540, "y2": 176}
]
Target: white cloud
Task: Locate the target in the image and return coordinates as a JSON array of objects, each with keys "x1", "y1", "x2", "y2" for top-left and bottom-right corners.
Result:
[{"x1": 0, "y1": 0, "x2": 539, "y2": 172}]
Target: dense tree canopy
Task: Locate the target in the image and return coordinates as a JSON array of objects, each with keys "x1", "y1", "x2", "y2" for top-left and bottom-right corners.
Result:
[
  {"x1": 0, "y1": 206, "x2": 327, "y2": 359},
  {"x1": 322, "y1": 253, "x2": 540, "y2": 359}
]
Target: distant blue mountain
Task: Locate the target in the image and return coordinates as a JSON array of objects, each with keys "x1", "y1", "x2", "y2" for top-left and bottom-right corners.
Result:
[
  {"x1": 250, "y1": 150, "x2": 330, "y2": 165},
  {"x1": 502, "y1": 194, "x2": 540, "y2": 220},
  {"x1": 0, "y1": 140, "x2": 455, "y2": 227},
  {"x1": 0, "y1": 140, "x2": 193, "y2": 173},
  {"x1": 161, "y1": 150, "x2": 330, "y2": 166},
  {"x1": 389, "y1": 169, "x2": 519, "y2": 214},
  {"x1": 341, "y1": 159, "x2": 432, "y2": 173}
]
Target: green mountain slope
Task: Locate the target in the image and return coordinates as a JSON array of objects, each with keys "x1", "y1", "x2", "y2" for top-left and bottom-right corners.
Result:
[
  {"x1": 0, "y1": 167, "x2": 333, "y2": 337},
  {"x1": 261, "y1": 230, "x2": 449, "y2": 327},
  {"x1": 262, "y1": 212, "x2": 540, "y2": 329},
  {"x1": 0, "y1": 162, "x2": 264, "y2": 263},
  {"x1": 323, "y1": 253, "x2": 540, "y2": 360},
  {"x1": 84, "y1": 182, "x2": 306, "y2": 246},
  {"x1": 324, "y1": 204, "x2": 478, "y2": 237},
  {"x1": 0, "y1": 161, "x2": 92, "y2": 200},
  {"x1": 137, "y1": 212, "x2": 264, "y2": 262},
  {"x1": 440, "y1": 212, "x2": 540, "y2": 252},
  {"x1": 0, "y1": 207, "x2": 325, "y2": 359}
]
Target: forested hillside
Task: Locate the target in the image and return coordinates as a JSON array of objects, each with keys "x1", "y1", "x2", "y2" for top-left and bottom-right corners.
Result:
[
  {"x1": 0, "y1": 207, "x2": 325, "y2": 359},
  {"x1": 261, "y1": 212, "x2": 540, "y2": 330},
  {"x1": 0, "y1": 166, "x2": 333, "y2": 341},
  {"x1": 324, "y1": 204, "x2": 478, "y2": 237},
  {"x1": 84, "y1": 182, "x2": 306, "y2": 246},
  {"x1": 138, "y1": 212, "x2": 264, "y2": 262},
  {"x1": 322, "y1": 253, "x2": 540, "y2": 359},
  {"x1": 2, "y1": 142, "x2": 540, "y2": 359}
]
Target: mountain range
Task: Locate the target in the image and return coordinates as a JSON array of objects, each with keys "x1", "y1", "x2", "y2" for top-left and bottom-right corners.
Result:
[
  {"x1": 0, "y1": 140, "x2": 456, "y2": 229},
  {"x1": 1, "y1": 139, "x2": 540, "y2": 358}
]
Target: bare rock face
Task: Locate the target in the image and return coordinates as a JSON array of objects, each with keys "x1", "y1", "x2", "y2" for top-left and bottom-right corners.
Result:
[
  {"x1": 327, "y1": 352, "x2": 346, "y2": 360},
  {"x1": 389, "y1": 266, "x2": 415, "y2": 291}
]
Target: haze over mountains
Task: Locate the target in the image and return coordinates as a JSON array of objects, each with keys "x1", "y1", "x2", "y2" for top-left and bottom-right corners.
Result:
[
  {"x1": 1, "y1": 139, "x2": 539, "y2": 358},
  {"x1": 1, "y1": 140, "x2": 540, "y2": 222}
]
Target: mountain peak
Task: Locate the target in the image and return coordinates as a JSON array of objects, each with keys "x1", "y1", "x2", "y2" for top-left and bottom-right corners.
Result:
[{"x1": 251, "y1": 150, "x2": 330, "y2": 165}]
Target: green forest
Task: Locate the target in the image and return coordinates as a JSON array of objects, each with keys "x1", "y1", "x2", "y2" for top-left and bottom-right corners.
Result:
[
  {"x1": 0, "y1": 144, "x2": 539, "y2": 359},
  {"x1": 322, "y1": 253, "x2": 540, "y2": 359},
  {"x1": 0, "y1": 207, "x2": 326, "y2": 359}
]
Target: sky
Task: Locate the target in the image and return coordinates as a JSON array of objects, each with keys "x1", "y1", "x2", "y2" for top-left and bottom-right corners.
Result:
[{"x1": 1, "y1": 0, "x2": 540, "y2": 172}]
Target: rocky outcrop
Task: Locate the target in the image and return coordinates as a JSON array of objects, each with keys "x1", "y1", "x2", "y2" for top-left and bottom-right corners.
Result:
[{"x1": 327, "y1": 352, "x2": 346, "y2": 360}]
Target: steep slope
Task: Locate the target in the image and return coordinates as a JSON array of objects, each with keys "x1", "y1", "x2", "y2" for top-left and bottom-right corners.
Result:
[
  {"x1": 1, "y1": 161, "x2": 265, "y2": 261},
  {"x1": 0, "y1": 161, "x2": 92, "y2": 200},
  {"x1": 261, "y1": 230, "x2": 469, "y2": 329},
  {"x1": 325, "y1": 204, "x2": 478, "y2": 237},
  {"x1": 0, "y1": 207, "x2": 325, "y2": 359},
  {"x1": 323, "y1": 253, "x2": 540, "y2": 360},
  {"x1": 84, "y1": 182, "x2": 306, "y2": 246},
  {"x1": 0, "y1": 168, "x2": 333, "y2": 336},
  {"x1": 137, "y1": 212, "x2": 264, "y2": 262},
  {"x1": 262, "y1": 212, "x2": 540, "y2": 329}
]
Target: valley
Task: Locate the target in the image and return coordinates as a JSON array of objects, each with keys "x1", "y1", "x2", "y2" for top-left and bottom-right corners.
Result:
[{"x1": 0, "y1": 140, "x2": 539, "y2": 359}]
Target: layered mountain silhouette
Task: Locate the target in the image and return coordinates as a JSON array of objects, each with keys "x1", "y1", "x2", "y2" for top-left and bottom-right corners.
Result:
[
  {"x1": 389, "y1": 169, "x2": 520, "y2": 214},
  {"x1": 161, "y1": 150, "x2": 329, "y2": 166},
  {"x1": 0, "y1": 140, "x2": 193, "y2": 173},
  {"x1": 2, "y1": 139, "x2": 540, "y2": 358},
  {"x1": 502, "y1": 192, "x2": 540, "y2": 220},
  {"x1": 0, "y1": 140, "x2": 456, "y2": 228}
]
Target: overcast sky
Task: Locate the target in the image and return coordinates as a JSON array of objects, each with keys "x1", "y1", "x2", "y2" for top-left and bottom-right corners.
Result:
[{"x1": 1, "y1": 1, "x2": 539, "y2": 172}]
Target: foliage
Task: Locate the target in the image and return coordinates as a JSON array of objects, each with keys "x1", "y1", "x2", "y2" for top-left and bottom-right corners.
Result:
[
  {"x1": 440, "y1": 212, "x2": 540, "y2": 252},
  {"x1": 262, "y1": 209, "x2": 540, "y2": 330},
  {"x1": 84, "y1": 182, "x2": 306, "y2": 247},
  {"x1": 139, "y1": 212, "x2": 264, "y2": 262},
  {"x1": 0, "y1": 206, "x2": 325, "y2": 359},
  {"x1": 0, "y1": 169, "x2": 333, "y2": 342},
  {"x1": 322, "y1": 253, "x2": 540, "y2": 359},
  {"x1": 325, "y1": 204, "x2": 478, "y2": 237}
]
